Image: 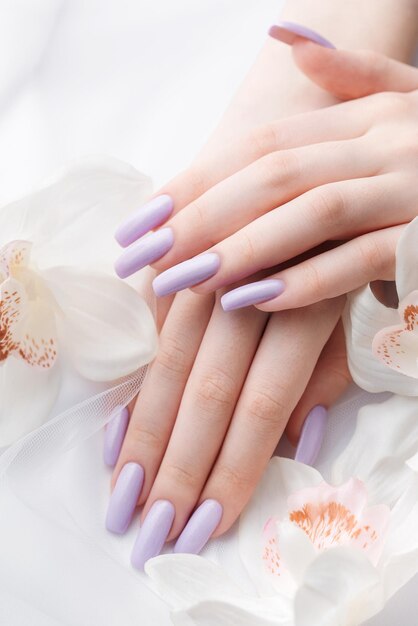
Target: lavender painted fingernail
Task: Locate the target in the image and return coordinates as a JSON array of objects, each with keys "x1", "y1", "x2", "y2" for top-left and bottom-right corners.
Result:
[
  {"x1": 115, "y1": 195, "x2": 174, "y2": 247},
  {"x1": 104, "y1": 406, "x2": 129, "y2": 467},
  {"x1": 269, "y1": 21, "x2": 336, "y2": 49},
  {"x1": 174, "y1": 500, "x2": 223, "y2": 555},
  {"x1": 106, "y1": 462, "x2": 144, "y2": 534},
  {"x1": 295, "y1": 405, "x2": 328, "y2": 466},
  {"x1": 114, "y1": 228, "x2": 174, "y2": 279},
  {"x1": 221, "y1": 279, "x2": 285, "y2": 311},
  {"x1": 131, "y1": 500, "x2": 175, "y2": 570},
  {"x1": 152, "y1": 253, "x2": 220, "y2": 297}
]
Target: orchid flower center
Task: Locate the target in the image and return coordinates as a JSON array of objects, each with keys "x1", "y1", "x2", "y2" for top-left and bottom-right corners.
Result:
[
  {"x1": 263, "y1": 478, "x2": 390, "y2": 578},
  {"x1": 0, "y1": 240, "x2": 58, "y2": 368}
]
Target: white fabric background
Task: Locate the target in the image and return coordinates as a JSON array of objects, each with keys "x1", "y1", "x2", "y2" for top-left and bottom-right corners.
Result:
[{"x1": 0, "y1": 1, "x2": 416, "y2": 624}]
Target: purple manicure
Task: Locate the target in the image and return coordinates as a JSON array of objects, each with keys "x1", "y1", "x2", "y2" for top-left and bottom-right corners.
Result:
[
  {"x1": 115, "y1": 194, "x2": 174, "y2": 248},
  {"x1": 106, "y1": 462, "x2": 144, "y2": 534},
  {"x1": 114, "y1": 228, "x2": 174, "y2": 279},
  {"x1": 295, "y1": 405, "x2": 328, "y2": 466},
  {"x1": 131, "y1": 500, "x2": 175, "y2": 570},
  {"x1": 269, "y1": 21, "x2": 336, "y2": 49},
  {"x1": 103, "y1": 406, "x2": 129, "y2": 467},
  {"x1": 152, "y1": 253, "x2": 220, "y2": 297},
  {"x1": 221, "y1": 279, "x2": 285, "y2": 311},
  {"x1": 174, "y1": 500, "x2": 223, "y2": 555}
]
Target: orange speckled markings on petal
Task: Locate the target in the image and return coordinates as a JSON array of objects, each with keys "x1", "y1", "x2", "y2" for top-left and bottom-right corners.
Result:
[
  {"x1": 289, "y1": 501, "x2": 378, "y2": 552},
  {"x1": 262, "y1": 518, "x2": 282, "y2": 577},
  {"x1": 0, "y1": 288, "x2": 21, "y2": 361},
  {"x1": 0, "y1": 240, "x2": 31, "y2": 279},
  {"x1": 404, "y1": 304, "x2": 418, "y2": 331},
  {"x1": 19, "y1": 333, "x2": 57, "y2": 368},
  {"x1": 0, "y1": 278, "x2": 57, "y2": 369}
]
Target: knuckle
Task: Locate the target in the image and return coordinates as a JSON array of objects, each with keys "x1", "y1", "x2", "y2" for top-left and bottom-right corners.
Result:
[
  {"x1": 163, "y1": 461, "x2": 201, "y2": 490},
  {"x1": 128, "y1": 421, "x2": 163, "y2": 450},
  {"x1": 375, "y1": 90, "x2": 412, "y2": 117},
  {"x1": 156, "y1": 335, "x2": 190, "y2": 379},
  {"x1": 309, "y1": 186, "x2": 347, "y2": 230},
  {"x1": 356, "y1": 236, "x2": 389, "y2": 277},
  {"x1": 247, "y1": 123, "x2": 279, "y2": 159},
  {"x1": 245, "y1": 385, "x2": 287, "y2": 434},
  {"x1": 258, "y1": 149, "x2": 301, "y2": 187},
  {"x1": 185, "y1": 164, "x2": 208, "y2": 199},
  {"x1": 300, "y1": 260, "x2": 326, "y2": 296},
  {"x1": 236, "y1": 229, "x2": 259, "y2": 266},
  {"x1": 194, "y1": 367, "x2": 237, "y2": 412},
  {"x1": 215, "y1": 463, "x2": 254, "y2": 491}
]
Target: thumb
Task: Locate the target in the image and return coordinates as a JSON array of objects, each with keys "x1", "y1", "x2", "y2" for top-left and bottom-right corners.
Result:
[{"x1": 292, "y1": 40, "x2": 418, "y2": 100}]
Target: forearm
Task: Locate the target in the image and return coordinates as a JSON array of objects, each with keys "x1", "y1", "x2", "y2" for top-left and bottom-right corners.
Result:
[{"x1": 205, "y1": 0, "x2": 418, "y2": 146}]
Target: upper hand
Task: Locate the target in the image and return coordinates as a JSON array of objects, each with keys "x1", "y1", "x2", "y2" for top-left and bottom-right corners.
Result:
[{"x1": 115, "y1": 46, "x2": 418, "y2": 312}]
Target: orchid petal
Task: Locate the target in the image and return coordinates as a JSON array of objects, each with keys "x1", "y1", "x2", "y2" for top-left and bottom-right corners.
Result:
[
  {"x1": 344, "y1": 287, "x2": 418, "y2": 395},
  {"x1": 395, "y1": 216, "x2": 418, "y2": 301},
  {"x1": 0, "y1": 355, "x2": 61, "y2": 446},
  {"x1": 171, "y1": 596, "x2": 293, "y2": 626},
  {"x1": 381, "y1": 502, "x2": 418, "y2": 599},
  {"x1": 295, "y1": 547, "x2": 383, "y2": 626},
  {"x1": 145, "y1": 554, "x2": 244, "y2": 611},
  {"x1": 239, "y1": 458, "x2": 322, "y2": 596},
  {"x1": 0, "y1": 156, "x2": 152, "y2": 273},
  {"x1": 372, "y1": 290, "x2": 418, "y2": 378},
  {"x1": 42, "y1": 266, "x2": 157, "y2": 381},
  {"x1": 332, "y1": 395, "x2": 418, "y2": 511}
]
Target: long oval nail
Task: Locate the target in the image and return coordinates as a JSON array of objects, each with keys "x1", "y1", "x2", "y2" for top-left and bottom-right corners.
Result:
[
  {"x1": 295, "y1": 405, "x2": 328, "y2": 466},
  {"x1": 174, "y1": 500, "x2": 223, "y2": 554},
  {"x1": 131, "y1": 500, "x2": 175, "y2": 570},
  {"x1": 103, "y1": 406, "x2": 129, "y2": 467},
  {"x1": 115, "y1": 194, "x2": 174, "y2": 247},
  {"x1": 269, "y1": 21, "x2": 336, "y2": 49},
  {"x1": 106, "y1": 462, "x2": 144, "y2": 534},
  {"x1": 152, "y1": 253, "x2": 220, "y2": 297},
  {"x1": 114, "y1": 228, "x2": 174, "y2": 279},
  {"x1": 221, "y1": 279, "x2": 285, "y2": 311}
]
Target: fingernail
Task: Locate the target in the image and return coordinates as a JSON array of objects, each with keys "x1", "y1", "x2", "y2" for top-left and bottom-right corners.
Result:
[
  {"x1": 114, "y1": 228, "x2": 174, "y2": 279},
  {"x1": 131, "y1": 500, "x2": 175, "y2": 570},
  {"x1": 103, "y1": 406, "x2": 129, "y2": 467},
  {"x1": 115, "y1": 195, "x2": 174, "y2": 247},
  {"x1": 106, "y1": 462, "x2": 144, "y2": 534},
  {"x1": 268, "y1": 21, "x2": 336, "y2": 49},
  {"x1": 295, "y1": 405, "x2": 328, "y2": 466},
  {"x1": 221, "y1": 279, "x2": 285, "y2": 311},
  {"x1": 152, "y1": 253, "x2": 220, "y2": 297},
  {"x1": 174, "y1": 500, "x2": 223, "y2": 554}
]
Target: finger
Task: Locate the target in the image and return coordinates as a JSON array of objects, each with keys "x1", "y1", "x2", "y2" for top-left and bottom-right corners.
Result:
[
  {"x1": 197, "y1": 298, "x2": 343, "y2": 537},
  {"x1": 157, "y1": 173, "x2": 405, "y2": 297},
  {"x1": 139, "y1": 299, "x2": 268, "y2": 543},
  {"x1": 109, "y1": 290, "x2": 213, "y2": 521},
  {"x1": 149, "y1": 137, "x2": 374, "y2": 275},
  {"x1": 286, "y1": 320, "x2": 351, "y2": 454},
  {"x1": 222, "y1": 224, "x2": 403, "y2": 313},
  {"x1": 291, "y1": 40, "x2": 418, "y2": 100},
  {"x1": 115, "y1": 95, "x2": 379, "y2": 253}
]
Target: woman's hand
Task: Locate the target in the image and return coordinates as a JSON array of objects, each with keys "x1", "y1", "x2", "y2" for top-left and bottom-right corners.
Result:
[
  {"x1": 104, "y1": 33, "x2": 413, "y2": 569},
  {"x1": 115, "y1": 45, "x2": 418, "y2": 312}
]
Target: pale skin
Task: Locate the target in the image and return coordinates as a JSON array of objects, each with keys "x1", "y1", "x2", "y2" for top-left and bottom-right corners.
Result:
[{"x1": 113, "y1": 0, "x2": 418, "y2": 542}]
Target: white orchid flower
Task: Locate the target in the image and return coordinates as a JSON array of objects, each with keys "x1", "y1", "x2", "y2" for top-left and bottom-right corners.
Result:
[
  {"x1": 146, "y1": 395, "x2": 418, "y2": 626},
  {"x1": 0, "y1": 157, "x2": 157, "y2": 446},
  {"x1": 344, "y1": 217, "x2": 418, "y2": 395}
]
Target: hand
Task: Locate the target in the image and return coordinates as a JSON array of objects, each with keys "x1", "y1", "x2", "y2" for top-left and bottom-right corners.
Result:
[
  {"x1": 104, "y1": 37, "x2": 408, "y2": 569},
  {"x1": 115, "y1": 46, "x2": 418, "y2": 313}
]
